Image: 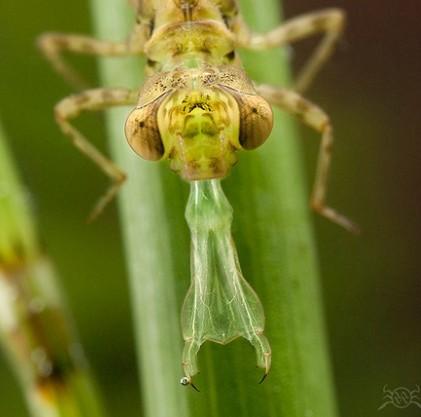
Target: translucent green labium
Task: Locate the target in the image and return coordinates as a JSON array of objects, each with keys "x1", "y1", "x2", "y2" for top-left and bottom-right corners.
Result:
[{"x1": 181, "y1": 180, "x2": 270, "y2": 382}]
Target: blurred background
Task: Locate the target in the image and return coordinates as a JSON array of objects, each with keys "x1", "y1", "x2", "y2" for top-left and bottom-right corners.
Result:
[{"x1": 0, "y1": 0, "x2": 420, "y2": 416}]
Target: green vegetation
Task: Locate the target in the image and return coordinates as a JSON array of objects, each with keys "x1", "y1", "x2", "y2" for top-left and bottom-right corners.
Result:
[{"x1": 0, "y1": 121, "x2": 106, "y2": 417}]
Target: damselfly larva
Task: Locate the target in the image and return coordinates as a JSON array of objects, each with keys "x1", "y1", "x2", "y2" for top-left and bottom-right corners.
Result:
[{"x1": 38, "y1": 0, "x2": 357, "y2": 387}]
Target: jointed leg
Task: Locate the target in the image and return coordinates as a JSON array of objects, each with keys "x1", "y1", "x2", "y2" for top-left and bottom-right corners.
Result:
[
  {"x1": 37, "y1": 22, "x2": 146, "y2": 89},
  {"x1": 256, "y1": 84, "x2": 359, "y2": 234},
  {"x1": 55, "y1": 88, "x2": 138, "y2": 220},
  {"x1": 237, "y1": 9, "x2": 345, "y2": 93}
]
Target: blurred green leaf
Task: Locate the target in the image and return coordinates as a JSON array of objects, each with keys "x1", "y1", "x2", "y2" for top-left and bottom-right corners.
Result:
[{"x1": 0, "y1": 121, "x2": 106, "y2": 417}]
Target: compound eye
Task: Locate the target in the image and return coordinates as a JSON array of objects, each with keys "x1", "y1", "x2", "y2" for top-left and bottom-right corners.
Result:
[
  {"x1": 233, "y1": 93, "x2": 273, "y2": 150},
  {"x1": 125, "y1": 102, "x2": 165, "y2": 161}
]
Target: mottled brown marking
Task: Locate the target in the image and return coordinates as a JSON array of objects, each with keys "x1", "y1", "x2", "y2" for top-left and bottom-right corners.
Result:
[
  {"x1": 174, "y1": 0, "x2": 199, "y2": 21},
  {"x1": 311, "y1": 15, "x2": 330, "y2": 31},
  {"x1": 320, "y1": 119, "x2": 330, "y2": 131},
  {"x1": 173, "y1": 43, "x2": 185, "y2": 57},
  {"x1": 200, "y1": 46, "x2": 210, "y2": 54},
  {"x1": 295, "y1": 98, "x2": 311, "y2": 114},
  {"x1": 0, "y1": 249, "x2": 27, "y2": 274},
  {"x1": 36, "y1": 357, "x2": 79, "y2": 403},
  {"x1": 218, "y1": 0, "x2": 238, "y2": 16},
  {"x1": 78, "y1": 42, "x2": 97, "y2": 53},
  {"x1": 227, "y1": 91, "x2": 273, "y2": 150},
  {"x1": 101, "y1": 90, "x2": 117, "y2": 102},
  {"x1": 284, "y1": 26, "x2": 301, "y2": 40},
  {"x1": 225, "y1": 50, "x2": 235, "y2": 61},
  {"x1": 54, "y1": 37, "x2": 70, "y2": 49},
  {"x1": 324, "y1": 141, "x2": 333, "y2": 154},
  {"x1": 208, "y1": 157, "x2": 223, "y2": 177},
  {"x1": 167, "y1": 147, "x2": 179, "y2": 161},
  {"x1": 125, "y1": 99, "x2": 166, "y2": 161},
  {"x1": 73, "y1": 93, "x2": 90, "y2": 106}
]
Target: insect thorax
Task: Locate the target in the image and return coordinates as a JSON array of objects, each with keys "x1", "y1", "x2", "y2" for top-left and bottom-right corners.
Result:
[{"x1": 143, "y1": 2, "x2": 238, "y2": 72}]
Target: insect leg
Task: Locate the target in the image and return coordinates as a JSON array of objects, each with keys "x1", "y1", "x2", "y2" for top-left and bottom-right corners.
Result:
[
  {"x1": 236, "y1": 9, "x2": 345, "y2": 93},
  {"x1": 54, "y1": 88, "x2": 138, "y2": 221},
  {"x1": 37, "y1": 23, "x2": 146, "y2": 89},
  {"x1": 256, "y1": 84, "x2": 359, "y2": 233}
]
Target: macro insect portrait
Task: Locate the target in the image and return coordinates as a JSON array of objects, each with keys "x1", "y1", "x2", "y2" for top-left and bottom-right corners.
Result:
[
  {"x1": 37, "y1": 0, "x2": 357, "y2": 390},
  {"x1": 2, "y1": 0, "x2": 420, "y2": 417}
]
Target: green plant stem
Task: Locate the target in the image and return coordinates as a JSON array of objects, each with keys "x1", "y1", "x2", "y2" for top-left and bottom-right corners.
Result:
[
  {"x1": 228, "y1": 1, "x2": 339, "y2": 415},
  {"x1": 0, "y1": 119, "x2": 106, "y2": 417},
  {"x1": 90, "y1": 3, "x2": 191, "y2": 417},
  {"x1": 91, "y1": 0, "x2": 338, "y2": 416}
]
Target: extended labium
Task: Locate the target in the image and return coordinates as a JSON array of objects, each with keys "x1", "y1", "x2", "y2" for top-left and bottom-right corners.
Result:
[{"x1": 181, "y1": 180, "x2": 271, "y2": 386}]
